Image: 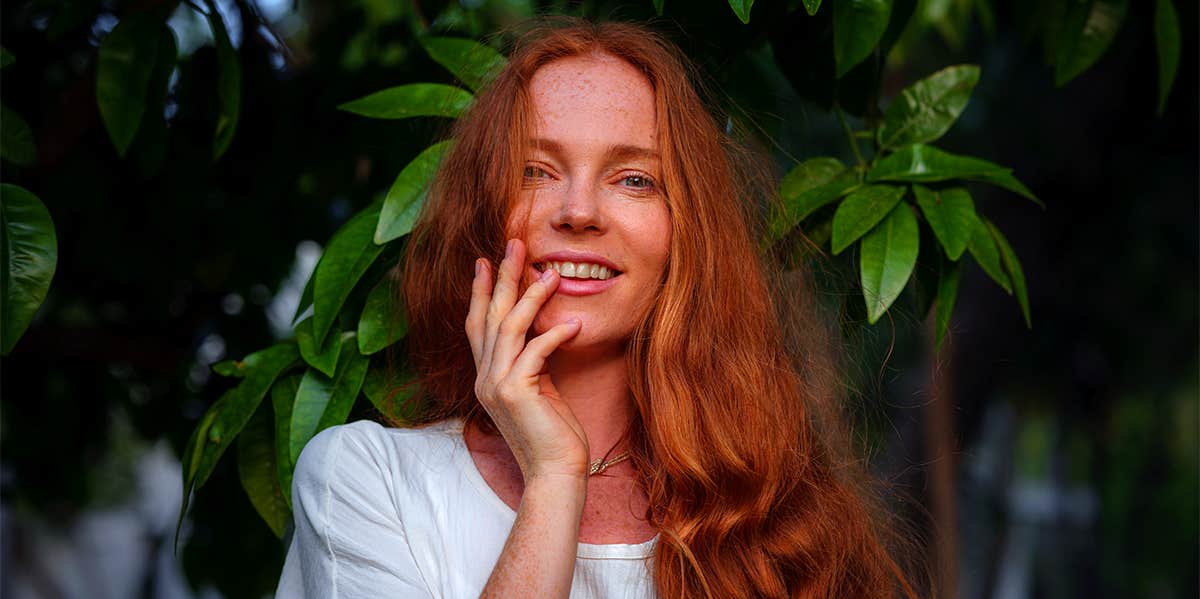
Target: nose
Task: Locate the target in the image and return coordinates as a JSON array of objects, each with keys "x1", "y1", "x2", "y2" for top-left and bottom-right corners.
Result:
[{"x1": 554, "y1": 180, "x2": 604, "y2": 233}]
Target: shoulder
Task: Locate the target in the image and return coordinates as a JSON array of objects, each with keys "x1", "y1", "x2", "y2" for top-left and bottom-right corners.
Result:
[{"x1": 293, "y1": 419, "x2": 466, "y2": 507}]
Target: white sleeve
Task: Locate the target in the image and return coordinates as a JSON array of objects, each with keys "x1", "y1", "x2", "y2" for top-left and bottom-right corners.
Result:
[{"x1": 276, "y1": 424, "x2": 434, "y2": 598}]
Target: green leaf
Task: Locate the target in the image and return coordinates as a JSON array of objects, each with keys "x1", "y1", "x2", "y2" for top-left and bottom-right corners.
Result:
[
  {"x1": 358, "y1": 273, "x2": 407, "y2": 355},
  {"x1": 966, "y1": 214, "x2": 1011, "y2": 293},
  {"x1": 913, "y1": 185, "x2": 975, "y2": 260},
  {"x1": 1155, "y1": 0, "x2": 1180, "y2": 114},
  {"x1": 654, "y1": 0, "x2": 665, "y2": 15},
  {"x1": 237, "y1": 403, "x2": 289, "y2": 538},
  {"x1": 212, "y1": 359, "x2": 247, "y2": 378},
  {"x1": 969, "y1": 170, "x2": 1043, "y2": 207},
  {"x1": 1, "y1": 185, "x2": 57, "y2": 355},
  {"x1": 338, "y1": 84, "x2": 475, "y2": 120},
  {"x1": 833, "y1": 0, "x2": 893, "y2": 78},
  {"x1": 803, "y1": 0, "x2": 823, "y2": 16},
  {"x1": 765, "y1": 158, "x2": 858, "y2": 245},
  {"x1": 831, "y1": 184, "x2": 906, "y2": 255},
  {"x1": 868, "y1": 144, "x2": 1043, "y2": 207},
  {"x1": 985, "y1": 220, "x2": 1031, "y2": 328},
  {"x1": 878, "y1": 64, "x2": 980, "y2": 149},
  {"x1": 420, "y1": 37, "x2": 507, "y2": 92},
  {"x1": 97, "y1": 15, "x2": 160, "y2": 156},
  {"x1": 128, "y1": 26, "x2": 177, "y2": 178},
  {"x1": 0, "y1": 47, "x2": 13, "y2": 69},
  {"x1": 207, "y1": 5, "x2": 241, "y2": 160},
  {"x1": 178, "y1": 343, "x2": 299, "y2": 539},
  {"x1": 376, "y1": 141, "x2": 452, "y2": 244},
  {"x1": 859, "y1": 201, "x2": 919, "y2": 323},
  {"x1": 362, "y1": 362, "x2": 422, "y2": 422},
  {"x1": 935, "y1": 257, "x2": 960, "y2": 352},
  {"x1": 271, "y1": 372, "x2": 301, "y2": 507},
  {"x1": 1, "y1": 104, "x2": 36, "y2": 166},
  {"x1": 293, "y1": 266, "x2": 315, "y2": 324},
  {"x1": 1055, "y1": 0, "x2": 1129, "y2": 87},
  {"x1": 289, "y1": 340, "x2": 369, "y2": 466},
  {"x1": 312, "y1": 203, "x2": 386, "y2": 347},
  {"x1": 728, "y1": 0, "x2": 755, "y2": 23},
  {"x1": 294, "y1": 315, "x2": 343, "y2": 377}
]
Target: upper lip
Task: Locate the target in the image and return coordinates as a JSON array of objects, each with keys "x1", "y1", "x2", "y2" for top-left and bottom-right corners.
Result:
[{"x1": 533, "y1": 250, "x2": 621, "y2": 273}]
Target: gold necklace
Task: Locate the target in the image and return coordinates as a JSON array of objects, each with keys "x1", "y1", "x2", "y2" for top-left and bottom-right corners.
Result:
[{"x1": 588, "y1": 452, "x2": 630, "y2": 476}]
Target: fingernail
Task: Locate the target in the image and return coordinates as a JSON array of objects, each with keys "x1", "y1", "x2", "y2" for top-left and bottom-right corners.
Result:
[
  {"x1": 505, "y1": 239, "x2": 515, "y2": 258},
  {"x1": 475, "y1": 259, "x2": 483, "y2": 277},
  {"x1": 539, "y1": 269, "x2": 554, "y2": 283}
]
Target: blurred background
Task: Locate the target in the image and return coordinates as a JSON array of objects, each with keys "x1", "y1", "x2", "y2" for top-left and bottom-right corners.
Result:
[{"x1": 0, "y1": 1, "x2": 1195, "y2": 598}]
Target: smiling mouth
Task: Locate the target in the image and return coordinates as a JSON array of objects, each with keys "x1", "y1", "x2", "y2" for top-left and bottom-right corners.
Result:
[{"x1": 533, "y1": 261, "x2": 622, "y2": 281}]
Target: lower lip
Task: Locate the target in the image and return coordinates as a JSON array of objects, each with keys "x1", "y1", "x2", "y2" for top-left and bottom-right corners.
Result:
[{"x1": 539, "y1": 269, "x2": 620, "y2": 296}]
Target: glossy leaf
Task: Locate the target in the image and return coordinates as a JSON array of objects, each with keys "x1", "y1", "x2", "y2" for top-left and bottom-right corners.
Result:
[
  {"x1": 728, "y1": 0, "x2": 755, "y2": 23},
  {"x1": 338, "y1": 84, "x2": 474, "y2": 120},
  {"x1": 312, "y1": 203, "x2": 385, "y2": 347},
  {"x1": 96, "y1": 15, "x2": 160, "y2": 156},
  {"x1": 868, "y1": 144, "x2": 1042, "y2": 207},
  {"x1": 0, "y1": 47, "x2": 12, "y2": 69},
  {"x1": 935, "y1": 258, "x2": 960, "y2": 352},
  {"x1": 1, "y1": 104, "x2": 35, "y2": 166},
  {"x1": 288, "y1": 338, "x2": 368, "y2": 466},
  {"x1": 966, "y1": 214, "x2": 1011, "y2": 293},
  {"x1": 271, "y1": 372, "x2": 301, "y2": 506},
  {"x1": 1, "y1": 185, "x2": 57, "y2": 355},
  {"x1": 831, "y1": 184, "x2": 906, "y2": 255},
  {"x1": 986, "y1": 220, "x2": 1031, "y2": 328},
  {"x1": 1155, "y1": 0, "x2": 1180, "y2": 114},
  {"x1": 207, "y1": 4, "x2": 240, "y2": 160},
  {"x1": 358, "y1": 274, "x2": 407, "y2": 355},
  {"x1": 294, "y1": 315, "x2": 343, "y2": 377},
  {"x1": 420, "y1": 37, "x2": 507, "y2": 92},
  {"x1": 913, "y1": 185, "x2": 975, "y2": 260},
  {"x1": 766, "y1": 158, "x2": 857, "y2": 244},
  {"x1": 878, "y1": 64, "x2": 980, "y2": 149},
  {"x1": 803, "y1": 0, "x2": 822, "y2": 16},
  {"x1": 833, "y1": 0, "x2": 892, "y2": 78},
  {"x1": 377, "y1": 141, "x2": 452, "y2": 244},
  {"x1": 237, "y1": 403, "x2": 289, "y2": 538},
  {"x1": 1055, "y1": 0, "x2": 1129, "y2": 87},
  {"x1": 859, "y1": 202, "x2": 919, "y2": 323},
  {"x1": 178, "y1": 343, "x2": 299, "y2": 536}
]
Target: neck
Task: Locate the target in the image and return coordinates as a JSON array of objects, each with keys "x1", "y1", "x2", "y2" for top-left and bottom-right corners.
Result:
[{"x1": 545, "y1": 345, "x2": 635, "y2": 461}]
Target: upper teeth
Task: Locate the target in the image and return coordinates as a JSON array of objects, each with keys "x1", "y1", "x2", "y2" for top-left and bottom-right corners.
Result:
[{"x1": 545, "y1": 261, "x2": 615, "y2": 280}]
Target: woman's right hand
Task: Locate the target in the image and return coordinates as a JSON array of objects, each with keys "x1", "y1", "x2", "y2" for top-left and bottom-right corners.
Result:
[{"x1": 465, "y1": 238, "x2": 590, "y2": 482}]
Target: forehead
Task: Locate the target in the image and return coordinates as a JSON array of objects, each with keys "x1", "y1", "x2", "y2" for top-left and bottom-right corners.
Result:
[{"x1": 526, "y1": 52, "x2": 658, "y2": 150}]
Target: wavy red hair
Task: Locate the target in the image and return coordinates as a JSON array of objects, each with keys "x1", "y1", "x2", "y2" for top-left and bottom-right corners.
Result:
[{"x1": 399, "y1": 18, "x2": 922, "y2": 599}]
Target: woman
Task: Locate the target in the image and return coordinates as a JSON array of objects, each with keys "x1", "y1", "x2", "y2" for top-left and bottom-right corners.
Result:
[{"x1": 278, "y1": 19, "x2": 920, "y2": 599}]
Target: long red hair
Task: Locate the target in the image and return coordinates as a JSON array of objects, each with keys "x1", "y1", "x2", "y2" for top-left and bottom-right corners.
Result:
[{"x1": 399, "y1": 18, "x2": 922, "y2": 599}]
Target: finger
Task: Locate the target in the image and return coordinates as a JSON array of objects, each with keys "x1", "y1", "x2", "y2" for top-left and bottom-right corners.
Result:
[
  {"x1": 466, "y1": 258, "x2": 492, "y2": 364},
  {"x1": 509, "y1": 318, "x2": 582, "y2": 381},
  {"x1": 482, "y1": 239, "x2": 526, "y2": 370},
  {"x1": 491, "y1": 267, "x2": 561, "y2": 370}
]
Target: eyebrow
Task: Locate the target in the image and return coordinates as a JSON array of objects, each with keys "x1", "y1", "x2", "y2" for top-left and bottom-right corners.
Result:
[{"x1": 527, "y1": 137, "x2": 660, "y2": 163}]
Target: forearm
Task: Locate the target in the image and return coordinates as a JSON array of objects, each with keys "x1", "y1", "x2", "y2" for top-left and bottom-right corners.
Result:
[{"x1": 480, "y1": 474, "x2": 586, "y2": 598}]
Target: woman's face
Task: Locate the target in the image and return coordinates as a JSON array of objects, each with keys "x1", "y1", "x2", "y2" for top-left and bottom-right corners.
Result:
[{"x1": 508, "y1": 52, "x2": 671, "y2": 353}]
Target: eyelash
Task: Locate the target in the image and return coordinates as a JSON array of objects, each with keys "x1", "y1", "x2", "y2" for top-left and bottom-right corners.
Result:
[{"x1": 521, "y1": 165, "x2": 658, "y2": 193}]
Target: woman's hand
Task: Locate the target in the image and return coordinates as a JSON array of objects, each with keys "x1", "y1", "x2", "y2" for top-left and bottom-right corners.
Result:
[{"x1": 466, "y1": 238, "x2": 589, "y2": 482}]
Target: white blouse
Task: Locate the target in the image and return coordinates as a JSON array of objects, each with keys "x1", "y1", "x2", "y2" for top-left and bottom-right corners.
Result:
[{"x1": 276, "y1": 418, "x2": 659, "y2": 598}]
